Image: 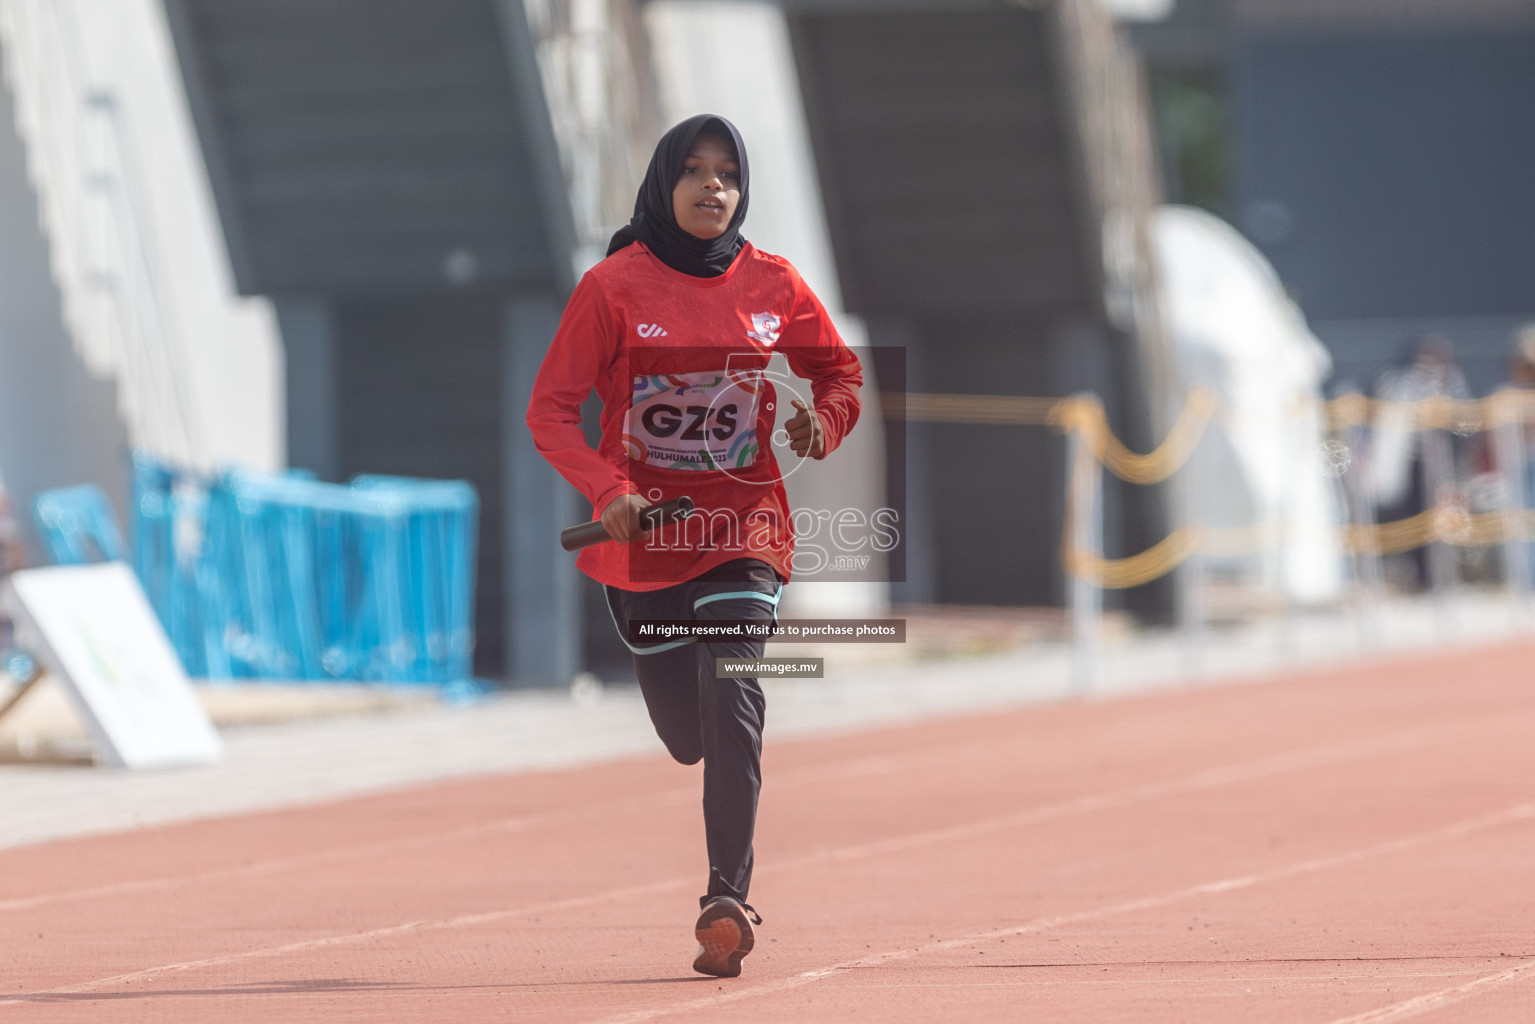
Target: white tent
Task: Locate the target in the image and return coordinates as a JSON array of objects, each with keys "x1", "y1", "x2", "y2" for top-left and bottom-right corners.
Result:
[{"x1": 1153, "y1": 205, "x2": 1343, "y2": 603}]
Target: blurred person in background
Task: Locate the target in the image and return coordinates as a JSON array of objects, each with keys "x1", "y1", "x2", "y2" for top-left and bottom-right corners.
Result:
[
  {"x1": 526, "y1": 114, "x2": 862, "y2": 979},
  {"x1": 1506, "y1": 324, "x2": 1535, "y2": 393},
  {"x1": 1505, "y1": 326, "x2": 1535, "y2": 487},
  {"x1": 1492, "y1": 323, "x2": 1535, "y2": 579},
  {"x1": 1369, "y1": 334, "x2": 1471, "y2": 591},
  {"x1": 1455, "y1": 328, "x2": 1535, "y2": 586}
]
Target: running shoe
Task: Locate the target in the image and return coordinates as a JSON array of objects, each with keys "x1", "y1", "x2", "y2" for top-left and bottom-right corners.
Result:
[{"x1": 691, "y1": 897, "x2": 761, "y2": 977}]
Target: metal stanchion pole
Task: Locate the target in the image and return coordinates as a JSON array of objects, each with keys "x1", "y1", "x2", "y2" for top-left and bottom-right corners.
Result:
[
  {"x1": 1178, "y1": 435, "x2": 1205, "y2": 679},
  {"x1": 1342, "y1": 419, "x2": 1384, "y2": 649},
  {"x1": 1493, "y1": 399, "x2": 1532, "y2": 625},
  {"x1": 1273, "y1": 408, "x2": 1297, "y2": 658},
  {"x1": 1068, "y1": 425, "x2": 1102, "y2": 698},
  {"x1": 1422, "y1": 419, "x2": 1456, "y2": 639}
]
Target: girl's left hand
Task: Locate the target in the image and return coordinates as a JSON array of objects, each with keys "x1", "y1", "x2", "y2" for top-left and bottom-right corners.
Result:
[{"x1": 785, "y1": 400, "x2": 825, "y2": 459}]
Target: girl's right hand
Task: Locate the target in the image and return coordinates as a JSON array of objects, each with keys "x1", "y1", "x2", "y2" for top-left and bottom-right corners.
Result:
[{"x1": 600, "y1": 493, "x2": 654, "y2": 544}]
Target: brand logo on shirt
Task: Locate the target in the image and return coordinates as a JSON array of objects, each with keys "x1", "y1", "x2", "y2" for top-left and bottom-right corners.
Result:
[
  {"x1": 637, "y1": 323, "x2": 668, "y2": 338},
  {"x1": 746, "y1": 312, "x2": 782, "y2": 347}
]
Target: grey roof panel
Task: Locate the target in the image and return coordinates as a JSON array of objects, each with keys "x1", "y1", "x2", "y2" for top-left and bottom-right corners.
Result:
[{"x1": 166, "y1": 0, "x2": 564, "y2": 294}]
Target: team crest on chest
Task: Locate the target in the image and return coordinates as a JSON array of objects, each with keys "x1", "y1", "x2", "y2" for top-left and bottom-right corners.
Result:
[{"x1": 746, "y1": 312, "x2": 782, "y2": 347}]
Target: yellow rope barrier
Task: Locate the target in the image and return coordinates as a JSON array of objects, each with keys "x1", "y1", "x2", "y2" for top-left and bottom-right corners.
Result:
[
  {"x1": 881, "y1": 392, "x2": 1064, "y2": 426},
  {"x1": 1052, "y1": 389, "x2": 1219, "y2": 486},
  {"x1": 1064, "y1": 511, "x2": 1535, "y2": 589},
  {"x1": 881, "y1": 387, "x2": 1535, "y2": 437},
  {"x1": 880, "y1": 387, "x2": 1535, "y2": 590},
  {"x1": 1324, "y1": 390, "x2": 1535, "y2": 432},
  {"x1": 882, "y1": 391, "x2": 1217, "y2": 484},
  {"x1": 1065, "y1": 527, "x2": 1199, "y2": 590}
]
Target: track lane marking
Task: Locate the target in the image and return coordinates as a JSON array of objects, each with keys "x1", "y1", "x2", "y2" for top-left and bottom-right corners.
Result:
[
  {"x1": 0, "y1": 790, "x2": 694, "y2": 915},
  {"x1": 752, "y1": 721, "x2": 1479, "y2": 870},
  {"x1": 1323, "y1": 959, "x2": 1535, "y2": 1023},
  {"x1": 0, "y1": 751, "x2": 914, "y2": 915},
  {"x1": 581, "y1": 801, "x2": 1535, "y2": 1024},
  {"x1": 0, "y1": 875, "x2": 704, "y2": 1008},
  {"x1": 0, "y1": 721, "x2": 1490, "y2": 1007},
  {"x1": 0, "y1": 720, "x2": 1457, "y2": 916}
]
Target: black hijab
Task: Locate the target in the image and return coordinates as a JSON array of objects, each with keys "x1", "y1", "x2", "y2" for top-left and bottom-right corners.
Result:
[{"x1": 606, "y1": 114, "x2": 749, "y2": 278}]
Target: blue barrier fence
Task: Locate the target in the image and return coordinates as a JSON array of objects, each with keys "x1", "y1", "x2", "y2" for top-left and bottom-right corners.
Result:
[
  {"x1": 34, "y1": 453, "x2": 478, "y2": 689},
  {"x1": 33, "y1": 485, "x2": 127, "y2": 565}
]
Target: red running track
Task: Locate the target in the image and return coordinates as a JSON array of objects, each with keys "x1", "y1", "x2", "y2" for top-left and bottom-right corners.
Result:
[{"x1": 4, "y1": 643, "x2": 1535, "y2": 1022}]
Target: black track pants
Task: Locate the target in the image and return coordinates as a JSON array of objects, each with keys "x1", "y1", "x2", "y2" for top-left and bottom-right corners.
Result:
[{"x1": 605, "y1": 558, "x2": 781, "y2": 907}]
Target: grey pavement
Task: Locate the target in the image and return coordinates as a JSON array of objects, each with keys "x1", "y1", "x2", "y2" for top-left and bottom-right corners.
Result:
[{"x1": 2, "y1": 589, "x2": 1530, "y2": 852}]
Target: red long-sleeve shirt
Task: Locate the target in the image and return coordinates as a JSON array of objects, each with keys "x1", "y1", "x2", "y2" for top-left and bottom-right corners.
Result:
[{"x1": 526, "y1": 241, "x2": 863, "y2": 590}]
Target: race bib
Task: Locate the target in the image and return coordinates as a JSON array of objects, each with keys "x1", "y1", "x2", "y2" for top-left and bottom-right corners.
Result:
[{"x1": 623, "y1": 369, "x2": 762, "y2": 471}]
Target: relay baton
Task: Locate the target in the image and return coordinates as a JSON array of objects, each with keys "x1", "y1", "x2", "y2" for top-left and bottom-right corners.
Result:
[{"x1": 559, "y1": 496, "x2": 695, "y2": 551}]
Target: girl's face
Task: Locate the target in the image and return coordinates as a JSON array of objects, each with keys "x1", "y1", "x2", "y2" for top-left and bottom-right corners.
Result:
[{"x1": 671, "y1": 135, "x2": 741, "y2": 240}]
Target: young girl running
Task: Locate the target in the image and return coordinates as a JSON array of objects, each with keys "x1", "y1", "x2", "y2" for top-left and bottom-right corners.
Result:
[{"x1": 526, "y1": 113, "x2": 862, "y2": 977}]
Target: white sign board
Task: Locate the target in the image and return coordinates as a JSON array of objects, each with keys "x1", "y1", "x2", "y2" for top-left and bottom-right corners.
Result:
[{"x1": 1, "y1": 563, "x2": 222, "y2": 768}]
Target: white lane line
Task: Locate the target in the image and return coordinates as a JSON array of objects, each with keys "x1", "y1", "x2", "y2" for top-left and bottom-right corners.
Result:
[
  {"x1": 754, "y1": 721, "x2": 1468, "y2": 873},
  {"x1": 0, "y1": 713, "x2": 1403, "y2": 916},
  {"x1": 0, "y1": 721, "x2": 1491, "y2": 1008},
  {"x1": 1323, "y1": 959, "x2": 1535, "y2": 1023},
  {"x1": 0, "y1": 790, "x2": 693, "y2": 915},
  {"x1": 0, "y1": 751, "x2": 911, "y2": 915},
  {"x1": 0, "y1": 875, "x2": 698, "y2": 1008},
  {"x1": 581, "y1": 801, "x2": 1535, "y2": 1024}
]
